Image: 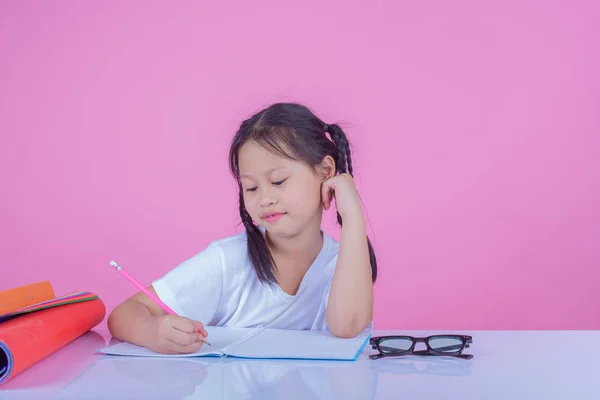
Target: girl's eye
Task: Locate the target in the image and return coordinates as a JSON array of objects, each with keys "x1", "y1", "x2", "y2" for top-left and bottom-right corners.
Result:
[
  {"x1": 246, "y1": 187, "x2": 257, "y2": 192},
  {"x1": 273, "y1": 179, "x2": 287, "y2": 186}
]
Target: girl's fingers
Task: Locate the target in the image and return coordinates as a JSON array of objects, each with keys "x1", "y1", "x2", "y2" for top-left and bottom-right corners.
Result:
[
  {"x1": 167, "y1": 338, "x2": 204, "y2": 354},
  {"x1": 191, "y1": 320, "x2": 208, "y2": 338},
  {"x1": 168, "y1": 328, "x2": 200, "y2": 346},
  {"x1": 170, "y1": 316, "x2": 196, "y2": 334},
  {"x1": 322, "y1": 182, "x2": 334, "y2": 210}
]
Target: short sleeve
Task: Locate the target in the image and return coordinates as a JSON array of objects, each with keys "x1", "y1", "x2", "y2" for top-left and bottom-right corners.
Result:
[{"x1": 152, "y1": 243, "x2": 223, "y2": 325}]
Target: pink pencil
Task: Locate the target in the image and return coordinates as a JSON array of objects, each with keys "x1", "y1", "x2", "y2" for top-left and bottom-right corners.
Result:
[{"x1": 109, "y1": 260, "x2": 211, "y2": 346}]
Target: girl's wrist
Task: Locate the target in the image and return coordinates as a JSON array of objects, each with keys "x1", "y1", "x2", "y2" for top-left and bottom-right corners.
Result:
[{"x1": 339, "y1": 211, "x2": 366, "y2": 230}]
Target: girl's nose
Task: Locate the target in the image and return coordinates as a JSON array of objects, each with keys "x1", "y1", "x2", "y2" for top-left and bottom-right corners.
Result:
[
  {"x1": 259, "y1": 188, "x2": 277, "y2": 207},
  {"x1": 260, "y1": 196, "x2": 277, "y2": 207}
]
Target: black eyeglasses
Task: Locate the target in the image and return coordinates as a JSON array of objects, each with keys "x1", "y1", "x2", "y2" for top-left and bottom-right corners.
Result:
[{"x1": 369, "y1": 334, "x2": 473, "y2": 360}]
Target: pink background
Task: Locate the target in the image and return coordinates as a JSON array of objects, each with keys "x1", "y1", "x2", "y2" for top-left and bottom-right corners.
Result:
[{"x1": 1, "y1": 1, "x2": 598, "y2": 330}]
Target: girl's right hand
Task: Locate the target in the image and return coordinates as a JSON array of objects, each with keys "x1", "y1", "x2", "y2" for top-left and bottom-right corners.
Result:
[{"x1": 142, "y1": 315, "x2": 208, "y2": 354}]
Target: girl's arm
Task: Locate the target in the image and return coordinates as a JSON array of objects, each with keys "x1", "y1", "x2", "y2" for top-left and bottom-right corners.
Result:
[
  {"x1": 107, "y1": 286, "x2": 166, "y2": 344},
  {"x1": 322, "y1": 174, "x2": 374, "y2": 338},
  {"x1": 108, "y1": 286, "x2": 208, "y2": 353}
]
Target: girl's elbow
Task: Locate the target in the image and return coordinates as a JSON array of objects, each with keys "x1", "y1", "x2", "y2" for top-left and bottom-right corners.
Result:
[
  {"x1": 330, "y1": 326, "x2": 361, "y2": 338},
  {"x1": 328, "y1": 318, "x2": 371, "y2": 338}
]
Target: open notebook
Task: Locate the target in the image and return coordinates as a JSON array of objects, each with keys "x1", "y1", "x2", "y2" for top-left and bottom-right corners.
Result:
[{"x1": 99, "y1": 326, "x2": 371, "y2": 361}]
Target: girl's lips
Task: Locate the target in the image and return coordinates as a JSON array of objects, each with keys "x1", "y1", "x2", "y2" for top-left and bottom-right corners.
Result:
[{"x1": 263, "y1": 212, "x2": 286, "y2": 223}]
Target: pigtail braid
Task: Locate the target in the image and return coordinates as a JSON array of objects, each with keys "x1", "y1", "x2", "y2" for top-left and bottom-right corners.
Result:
[
  {"x1": 238, "y1": 187, "x2": 277, "y2": 284},
  {"x1": 325, "y1": 123, "x2": 378, "y2": 282}
]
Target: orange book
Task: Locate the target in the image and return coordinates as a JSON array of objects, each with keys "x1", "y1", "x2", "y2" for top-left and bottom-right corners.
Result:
[
  {"x1": 0, "y1": 282, "x2": 105, "y2": 385},
  {"x1": 0, "y1": 280, "x2": 56, "y2": 314}
]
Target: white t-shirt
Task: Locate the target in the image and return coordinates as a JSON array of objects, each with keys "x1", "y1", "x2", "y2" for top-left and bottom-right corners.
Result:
[{"x1": 152, "y1": 230, "x2": 338, "y2": 331}]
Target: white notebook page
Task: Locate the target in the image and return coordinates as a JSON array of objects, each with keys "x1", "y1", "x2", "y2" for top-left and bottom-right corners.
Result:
[{"x1": 99, "y1": 326, "x2": 262, "y2": 358}]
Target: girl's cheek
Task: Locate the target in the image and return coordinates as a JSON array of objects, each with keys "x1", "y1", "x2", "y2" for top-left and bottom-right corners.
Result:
[{"x1": 244, "y1": 198, "x2": 256, "y2": 215}]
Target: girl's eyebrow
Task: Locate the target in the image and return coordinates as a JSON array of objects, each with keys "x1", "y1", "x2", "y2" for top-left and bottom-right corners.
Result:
[{"x1": 240, "y1": 166, "x2": 287, "y2": 179}]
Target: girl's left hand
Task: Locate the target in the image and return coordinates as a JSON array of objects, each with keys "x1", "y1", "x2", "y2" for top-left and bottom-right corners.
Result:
[{"x1": 321, "y1": 173, "x2": 363, "y2": 219}]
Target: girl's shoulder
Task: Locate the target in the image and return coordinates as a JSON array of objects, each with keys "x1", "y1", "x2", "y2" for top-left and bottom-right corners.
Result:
[
  {"x1": 209, "y1": 230, "x2": 249, "y2": 248},
  {"x1": 204, "y1": 230, "x2": 250, "y2": 261}
]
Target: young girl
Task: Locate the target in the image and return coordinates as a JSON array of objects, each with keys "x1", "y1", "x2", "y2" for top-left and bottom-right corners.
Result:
[{"x1": 107, "y1": 102, "x2": 378, "y2": 354}]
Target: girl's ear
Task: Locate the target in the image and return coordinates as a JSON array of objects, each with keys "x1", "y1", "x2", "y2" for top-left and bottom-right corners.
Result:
[{"x1": 317, "y1": 155, "x2": 336, "y2": 181}]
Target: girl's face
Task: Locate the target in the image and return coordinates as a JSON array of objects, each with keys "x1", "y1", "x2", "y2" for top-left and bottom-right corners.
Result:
[{"x1": 237, "y1": 140, "x2": 331, "y2": 238}]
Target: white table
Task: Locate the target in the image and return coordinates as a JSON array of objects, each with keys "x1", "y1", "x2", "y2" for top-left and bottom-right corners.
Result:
[{"x1": 1, "y1": 329, "x2": 598, "y2": 399}]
